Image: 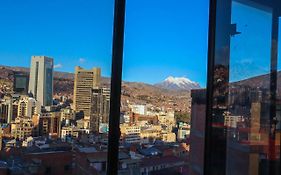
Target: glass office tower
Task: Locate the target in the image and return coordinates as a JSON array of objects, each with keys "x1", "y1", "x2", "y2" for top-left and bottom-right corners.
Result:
[{"x1": 28, "y1": 56, "x2": 54, "y2": 106}]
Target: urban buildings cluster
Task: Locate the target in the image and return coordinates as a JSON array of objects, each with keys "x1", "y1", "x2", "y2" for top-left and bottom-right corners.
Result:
[
  {"x1": 0, "y1": 57, "x2": 280, "y2": 175},
  {"x1": 0, "y1": 56, "x2": 190, "y2": 175}
]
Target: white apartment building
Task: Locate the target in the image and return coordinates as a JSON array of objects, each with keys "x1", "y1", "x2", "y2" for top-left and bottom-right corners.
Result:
[
  {"x1": 129, "y1": 105, "x2": 147, "y2": 115},
  {"x1": 18, "y1": 96, "x2": 41, "y2": 118}
]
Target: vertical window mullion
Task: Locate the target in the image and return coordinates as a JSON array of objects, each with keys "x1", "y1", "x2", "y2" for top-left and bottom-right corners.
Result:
[
  {"x1": 205, "y1": 0, "x2": 232, "y2": 174},
  {"x1": 107, "y1": 0, "x2": 126, "y2": 175}
]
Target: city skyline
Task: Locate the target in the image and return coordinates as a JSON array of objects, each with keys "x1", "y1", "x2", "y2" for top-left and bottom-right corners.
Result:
[
  {"x1": 1, "y1": 0, "x2": 281, "y2": 86},
  {"x1": 0, "y1": 1, "x2": 280, "y2": 175}
]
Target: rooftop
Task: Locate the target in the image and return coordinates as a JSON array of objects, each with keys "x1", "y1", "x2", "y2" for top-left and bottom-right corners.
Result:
[{"x1": 140, "y1": 156, "x2": 185, "y2": 168}]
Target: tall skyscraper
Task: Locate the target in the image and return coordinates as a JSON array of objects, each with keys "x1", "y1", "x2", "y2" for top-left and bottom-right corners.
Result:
[
  {"x1": 73, "y1": 66, "x2": 101, "y2": 130},
  {"x1": 28, "y1": 56, "x2": 54, "y2": 106}
]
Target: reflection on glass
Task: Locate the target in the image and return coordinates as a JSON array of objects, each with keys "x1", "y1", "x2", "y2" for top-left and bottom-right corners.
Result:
[
  {"x1": 227, "y1": 2, "x2": 273, "y2": 175},
  {"x1": 206, "y1": 0, "x2": 280, "y2": 175}
]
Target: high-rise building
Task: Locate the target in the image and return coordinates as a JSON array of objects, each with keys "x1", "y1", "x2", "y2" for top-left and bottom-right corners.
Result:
[
  {"x1": 73, "y1": 66, "x2": 101, "y2": 130},
  {"x1": 92, "y1": 87, "x2": 110, "y2": 132},
  {"x1": 13, "y1": 72, "x2": 29, "y2": 95},
  {"x1": 28, "y1": 56, "x2": 54, "y2": 106}
]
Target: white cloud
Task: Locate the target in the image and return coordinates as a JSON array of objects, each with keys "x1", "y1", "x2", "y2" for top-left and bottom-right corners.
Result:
[
  {"x1": 79, "y1": 58, "x2": 86, "y2": 63},
  {"x1": 236, "y1": 58, "x2": 253, "y2": 64},
  {"x1": 54, "y1": 63, "x2": 63, "y2": 69}
]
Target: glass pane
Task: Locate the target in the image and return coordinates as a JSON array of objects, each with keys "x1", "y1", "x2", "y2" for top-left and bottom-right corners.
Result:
[
  {"x1": 229, "y1": 2, "x2": 272, "y2": 82},
  {"x1": 207, "y1": 0, "x2": 281, "y2": 174},
  {"x1": 226, "y1": 2, "x2": 272, "y2": 175},
  {"x1": 0, "y1": 0, "x2": 114, "y2": 174},
  {"x1": 120, "y1": 0, "x2": 209, "y2": 174}
]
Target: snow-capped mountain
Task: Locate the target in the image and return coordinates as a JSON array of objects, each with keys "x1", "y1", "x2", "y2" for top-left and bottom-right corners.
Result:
[{"x1": 155, "y1": 76, "x2": 200, "y2": 91}]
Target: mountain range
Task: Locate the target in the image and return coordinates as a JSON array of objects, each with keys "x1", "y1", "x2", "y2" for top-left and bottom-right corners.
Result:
[{"x1": 155, "y1": 76, "x2": 200, "y2": 91}]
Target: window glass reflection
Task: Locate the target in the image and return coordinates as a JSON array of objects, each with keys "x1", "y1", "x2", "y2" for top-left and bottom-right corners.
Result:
[{"x1": 206, "y1": 0, "x2": 280, "y2": 174}]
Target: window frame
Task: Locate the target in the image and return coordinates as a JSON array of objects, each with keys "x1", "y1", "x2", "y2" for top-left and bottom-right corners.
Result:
[{"x1": 106, "y1": 0, "x2": 126, "y2": 175}]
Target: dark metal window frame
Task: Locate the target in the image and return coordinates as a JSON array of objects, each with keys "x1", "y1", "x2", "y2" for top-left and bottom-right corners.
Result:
[{"x1": 107, "y1": 0, "x2": 126, "y2": 175}]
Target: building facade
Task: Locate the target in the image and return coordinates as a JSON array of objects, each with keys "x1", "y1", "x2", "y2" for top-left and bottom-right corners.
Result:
[
  {"x1": 13, "y1": 72, "x2": 29, "y2": 95},
  {"x1": 120, "y1": 124, "x2": 141, "y2": 144},
  {"x1": 17, "y1": 96, "x2": 41, "y2": 118},
  {"x1": 28, "y1": 56, "x2": 54, "y2": 106},
  {"x1": 92, "y1": 87, "x2": 110, "y2": 132},
  {"x1": 73, "y1": 66, "x2": 101, "y2": 131},
  {"x1": 189, "y1": 89, "x2": 206, "y2": 175},
  {"x1": 0, "y1": 95, "x2": 13, "y2": 124},
  {"x1": 11, "y1": 117, "x2": 34, "y2": 140}
]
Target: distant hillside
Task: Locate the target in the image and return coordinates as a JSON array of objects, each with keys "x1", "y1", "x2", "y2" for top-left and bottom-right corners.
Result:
[
  {"x1": 0, "y1": 65, "x2": 191, "y2": 113},
  {"x1": 3, "y1": 65, "x2": 280, "y2": 112},
  {"x1": 1, "y1": 65, "x2": 76, "y2": 80},
  {"x1": 233, "y1": 71, "x2": 281, "y2": 97}
]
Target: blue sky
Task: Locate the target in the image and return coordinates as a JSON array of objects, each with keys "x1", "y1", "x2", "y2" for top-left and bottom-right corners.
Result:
[
  {"x1": 230, "y1": 2, "x2": 276, "y2": 82},
  {"x1": 0, "y1": 0, "x2": 279, "y2": 86},
  {"x1": 0, "y1": 0, "x2": 209, "y2": 86}
]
